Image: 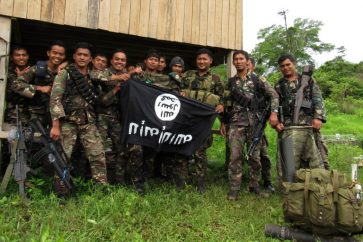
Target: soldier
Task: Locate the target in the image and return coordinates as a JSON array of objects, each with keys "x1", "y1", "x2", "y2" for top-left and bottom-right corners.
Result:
[
  {"x1": 50, "y1": 42, "x2": 108, "y2": 186},
  {"x1": 157, "y1": 54, "x2": 167, "y2": 74},
  {"x1": 274, "y1": 54, "x2": 326, "y2": 184},
  {"x1": 225, "y1": 50, "x2": 279, "y2": 200},
  {"x1": 11, "y1": 40, "x2": 66, "y2": 127},
  {"x1": 90, "y1": 49, "x2": 130, "y2": 184},
  {"x1": 182, "y1": 48, "x2": 225, "y2": 193},
  {"x1": 247, "y1": 57, "x2": 275, "y2": 193}
]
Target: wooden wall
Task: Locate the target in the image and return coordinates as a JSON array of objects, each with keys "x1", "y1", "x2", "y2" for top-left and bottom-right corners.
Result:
[{"x1": 0, "y1": 0, "x2": 243, "y2": 50}]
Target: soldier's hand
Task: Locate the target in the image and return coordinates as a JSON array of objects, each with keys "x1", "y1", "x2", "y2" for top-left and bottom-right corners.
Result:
[
  {"x1": 15, "y1": 66, "x2": 30, "y2": 76},
  {"x1": 215, "y1": 104, "x2": 224, "y2": 114},
  {"x1": 275, "y1": 123, "x2": 284, "y2": 133},
  {"x1": 57, "y1": 61, "x2": 68, "y2": 73},
  {"x1": 220, "y1": 122, "x2": 226, "y2": 137},
  {"x1": 36, "y1": 85, "x2": 52, "y2": 94},
  {"x1": 50, "y1": 126, "x2": 61, "y2": 141},
  {"x1": 312, "y1": 118, "x2": 323, "y2": 130},
  {"x1": 269, "y1": 112, "x2": 279, "y2": 128}
]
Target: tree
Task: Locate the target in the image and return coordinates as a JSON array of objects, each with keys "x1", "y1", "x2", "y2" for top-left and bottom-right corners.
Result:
[{"x1": 251, "y1": 18, "x2": 334, "y2": 73}]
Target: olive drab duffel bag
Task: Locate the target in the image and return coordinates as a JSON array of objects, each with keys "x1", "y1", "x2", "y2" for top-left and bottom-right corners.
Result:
[{"x1": 282, "y1": 168, "x2": 363, "y2": 235}]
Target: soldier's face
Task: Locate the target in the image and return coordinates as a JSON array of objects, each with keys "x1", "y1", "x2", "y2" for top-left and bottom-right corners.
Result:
[
  {"x1": 196, "y1": 54, "x2": 212, "y2": 71},
  {"x1": 111, "y1": 52, "x2": 127, "y2": 71},
  {"x1": 279, "y1": 59, "x2": 296, "y2": 78},
  {"x1": 171, "y1": 64, "x2": 183, "y2": 75},
  {"x1": 92, "y1": 56, "x2": 108, "y2": 71},
  {"x1": 47, "y1": 45, "x2": 66, "y2": 66},
  {"x1": 73, "y1": 48, "x2": 92, "y2": 68},
  {"x1": 144, "y1": 57, "x2": 159, "y2": 71},
  {"x1": 12, "y1": 49, "x2": 29, "y2": 67},
  {"x1": 233, "y1": 53, "x2": 248, "y2": 72},
  {"x1": 247, "y1": 59, "x2": 254, "y2": 72},
  {"x1": 157, "y1": 57, "x2": 166, "y2": 71}
]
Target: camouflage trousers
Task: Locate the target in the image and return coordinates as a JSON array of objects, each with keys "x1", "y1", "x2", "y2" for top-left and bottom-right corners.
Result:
[
  {"x1": 260, "y1": 134, "x2": 272, "y2": 185},
  {"x1": 126, "y1": 144, "x2": 144, "y2": 184},
  {"x1": 97, "y1": 114, "x2": 126, "y2": 184},
  {"x1": 276, "y1": 126, "x2": 323, "y2": 184},
  {"x1": 228, "y1": 125, "x2": 261, "y2": 191},
  {"x1": 314, "y1": 130, "x2": 330, "y2": 170},
  {"x1": 193, "y1": 135, "x2": 213, "y2": 180},
  {"x1": 61, "y1": 122, "x2": 107, "y2": 184}
]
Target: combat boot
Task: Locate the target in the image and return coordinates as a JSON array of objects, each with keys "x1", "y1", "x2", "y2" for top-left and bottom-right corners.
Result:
[
  {"x1": 197, "y1": 177, "x2": 206, "y2": 193},
  {"x1": 227, "y1": 189, "x2": 239, "y2": 201},
  {"x1": 264, "y1": 181, "x2": 275, "y2": 193},
  {"x1": 135, "y1": 182, "x2": 145, "y2": 196},
  {"x1": 53, "y1": 177, "x2": 69, "y2": 198},
  {"x1": 249, "y1": 185, "x2": 261, "y2": 195}
]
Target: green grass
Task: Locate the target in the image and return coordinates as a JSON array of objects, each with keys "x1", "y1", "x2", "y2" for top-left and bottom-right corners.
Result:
[{"x1": 1, "y1": 110, "x2": 363, "y2": 241}]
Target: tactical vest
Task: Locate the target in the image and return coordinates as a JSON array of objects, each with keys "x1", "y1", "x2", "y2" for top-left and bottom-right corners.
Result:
[
  {"x1": 31, "y1": 61, "x2": 53, "y2": 111},
  {"x1": 278, "y1": 75, "x2": 314, "y2": 119}
]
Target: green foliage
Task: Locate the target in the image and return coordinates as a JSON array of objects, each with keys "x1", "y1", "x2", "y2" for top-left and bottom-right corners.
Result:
[{"x1": 252, "y1": 18, "x2": 334, "y2": 73}]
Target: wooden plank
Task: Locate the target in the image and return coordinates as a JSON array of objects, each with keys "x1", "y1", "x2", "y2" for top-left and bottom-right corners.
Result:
[
  {"x1": 0, "y1": 17, "x2": 11, "y2": 132},
  {"x1": 138, "y1": 0, "x2": 150, "y2": 37},
  {"x1": 166, "y1": 0, "x2": 177, "y2": 41},
  {"x1": 147, "y1": 0, "x2": 159, "y2": 38},
  {"x1": 119, "y1": 0, "x2": 131, "y2": 34},
  {"x1": 213, "y1": 0, "x2": 222, "y2": 47},
  {"x1": 27, "y1": 0, "x2": 41, "y2": 20},
  {"x1": 13, "y1": 0, "x2": 28, "y2": 18},
  {"x1": 64, "y1": 0, "x2": 77, "y2": 26},
  {"x1": 182, "y1": 0, "x2": 192, "y2": 44},
  {"x1": 156, "y1": 0, "x2": 167, "y2": 40},
  {"x1": 190, "y1": 0, "x2": 200, "y2": 44},
  {"x1": 221, "y1": 0, "x2": 229, "y2": 48},
  {"x1": 206, "y1": 0, "x2": 215, "y2": 47},
  {"x1": 0, "y1": 0, "x2": 14, "y2": 16},
  {"x1": 53, "y1": 0, "x2": 65, "y2": 24},
  {"x1": 228, "y1": 0, "x2": 236, "y2": 49},
  {"x1": 40, "y1": 0, "x2": 54, "y2": 22},
  {"x1": 87, "y1": 0, "x2": 99, "y2": 29},
  {"x1": 98, "y1": 0, "x2": 110, "y2": 30},
  {"x1": 235, "y1": 0, "x2": 243, "y2": 49},
  {"x1": 174, "y1": 0, "x2": 185, "y2": 42},
  {"x1": 198, "y1": 0, "x2": 208, "y2": 46},
  {"x1": 75, "y1": 0, "x2": 89, "y2": 27},
  {"x1": 108, "y1": 0, "x2": 121, "y2": 32},
  {"x1": 128, "y1": 0, "x2": 140, "y2": 35}
]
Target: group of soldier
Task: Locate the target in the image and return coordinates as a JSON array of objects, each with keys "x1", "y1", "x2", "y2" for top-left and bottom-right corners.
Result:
[{"x1": 1, "y1": 40, "x2": 328, "y2": 200}]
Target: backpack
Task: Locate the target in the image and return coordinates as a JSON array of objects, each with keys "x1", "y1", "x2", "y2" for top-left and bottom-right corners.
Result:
[{"x1": 283, "y1": 168, "x2": 363, "y2": 235}]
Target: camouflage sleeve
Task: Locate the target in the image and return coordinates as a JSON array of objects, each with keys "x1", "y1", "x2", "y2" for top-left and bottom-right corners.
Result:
[
  {"x1": 311, "y1": 78, "x2": 327, "y2": 122},
  {"x1": 101, "y1": 87, "x2": 118, "y2": 107},
  {"x1": 90, "y1": 69, "x2": 110, "y2": 82},
  {"x1": 211, "y1": 74, "x2": 225, "y2": 105},
  {"x1": 50, "y1": 69, "x2": 68, "y2": 120},
  {"x1": 181, "y1": 70, "x2": 193, "y2": 89},
  {"x1": 261, "y1": 77, "x2": 279, "y2": 111},
  {"x1": 11, "y1": 66, "x2": 37, "y2": 98}
]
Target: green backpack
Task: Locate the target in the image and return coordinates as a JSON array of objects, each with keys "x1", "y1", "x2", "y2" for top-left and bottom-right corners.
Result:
[{"x1": 283, "y1": 168, "x2": 363, "y2": 235}]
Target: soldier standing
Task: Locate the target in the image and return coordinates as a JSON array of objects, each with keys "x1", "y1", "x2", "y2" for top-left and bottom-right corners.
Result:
[
  {"x1": 182, "y1": 48, "x2": 224, "y2": 193},
  {"x1": 90, "y1": 49, "x2": 130, "y2": 184},
  {"x1": 274, "y1": 54, "x2": 327, "y2": 183},
  {"x1": 225, "y1": 50, "x2": 279, "y2": 200},
  {"x1": 50, "y1": 42, "x2": 107, "y2": 185}
]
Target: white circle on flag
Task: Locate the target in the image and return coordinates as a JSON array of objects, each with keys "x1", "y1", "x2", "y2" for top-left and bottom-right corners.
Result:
[{"x1": 154, "y1": 93, "x2": 181, "y2": 121}]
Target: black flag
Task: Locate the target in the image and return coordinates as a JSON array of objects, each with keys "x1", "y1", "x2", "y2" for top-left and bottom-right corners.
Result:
[{"x1": 119, "y1": 79, "x2": 217, "y2": 156}]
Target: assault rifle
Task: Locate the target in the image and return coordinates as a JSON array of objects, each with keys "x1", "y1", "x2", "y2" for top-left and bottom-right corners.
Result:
[
  {"x1": 247, "y1": 100, "x2": 271, "y2": 158},
  {"x1": 30, "y1": 119, "x2": 74, "y2": 190},
  {"x1": 265, "y1": 224, "x2": 361, "y2": 242},
  {"x1": 0, "y1": 106, "x2": 30, "y2": 199}
]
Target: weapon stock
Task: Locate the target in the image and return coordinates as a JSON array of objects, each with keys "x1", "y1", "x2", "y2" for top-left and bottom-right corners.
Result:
[
  {"x1": 293, "y1": 65, "x2": 314, "y2": 124},
  {"x1": 30, "y1": 119, "x2": 74, "y2": 190},
  {"x1": 265, "y1": 224, "x2": 361, "y2": 242}
]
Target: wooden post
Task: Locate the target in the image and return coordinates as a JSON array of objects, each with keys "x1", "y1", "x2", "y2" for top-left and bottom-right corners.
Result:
[
  {"x1": 226, "y1": 51, "x2": 236, "y2": 78},
  {"x1": 0, "y1": 17, "x2": 11, "y2": 166}
]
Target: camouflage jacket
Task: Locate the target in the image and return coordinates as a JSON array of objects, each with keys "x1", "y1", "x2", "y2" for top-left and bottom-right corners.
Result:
[
  {"x1": 181, "y1": 70, "x2": 224, "y2": 106},
  {"x1": 11, "y1": 63, "x2": 57, "y2": 113},
  {"x1": 90, "y1": 67, "x2": 122, "y2": 117},
  {"x1": 275, "y1": 75, "x2": 326, "y2": 126},
  {"x1": 136, "y1": 71, "x2": 180, "y2": 92},
  {"x1": 50, "y1": 66, "x2": 97, "y2": 125},
  {"x1": 227, "y1": 73, "x2": 279, "y2": 126}
]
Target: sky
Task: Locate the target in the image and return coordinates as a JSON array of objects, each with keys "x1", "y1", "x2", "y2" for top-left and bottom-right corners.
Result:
[{"x1": 243, "y1": 0, "x2": 363, "y2": 65}]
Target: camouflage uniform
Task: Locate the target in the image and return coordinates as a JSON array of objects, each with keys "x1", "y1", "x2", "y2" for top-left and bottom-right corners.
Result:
[
  {"x1": 182, "y1": 70, "x2": 224, "y2": 191},
  {"x1": 275, "y1": 75, "x2": 326, "y2": 182},
  {"x1": 90, "y1": 67, "x2": 126, "y2": 184},
  {"x1": 227, "y1": 73, "x2": 279, "y2": 193},
  {"x1": 49, "y1": 65, "x2": 107, "y2": 184},
  {"x1": 11, "y1": 64, "x2": 56, "y2": 127}
]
